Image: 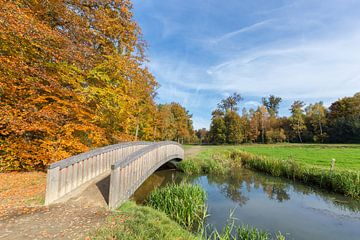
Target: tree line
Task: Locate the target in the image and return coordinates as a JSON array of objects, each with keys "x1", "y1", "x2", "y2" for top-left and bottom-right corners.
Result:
[
  {"x1": 0, "y1": 1, "x2": 193, "y2": 171},
  {"x1": 196, "y1": 92, "x2": 360, "y2": 144}
]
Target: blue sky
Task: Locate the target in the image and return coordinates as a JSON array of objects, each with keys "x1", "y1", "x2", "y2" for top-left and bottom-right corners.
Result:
[{"x1": 132, "y1": 0, "x2": 360, "y2": 129}]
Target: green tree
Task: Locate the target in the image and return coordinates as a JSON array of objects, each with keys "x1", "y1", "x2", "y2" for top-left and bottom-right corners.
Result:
[
  {"x1": 225, "y1": 111, "x2": 243, "y2": 144},
  {"x1": 327, "y1": 93, "x2": 360, "y2": 143},
  {"x1": 261, "y1": 95, "x2": 282, "y2": 117},
  {"x1": 209, "y1": 109, "x2": 226, "y2": 144},
  {"x1": 217, "y1": 92, "x2": 243, "y2": 112},
  {"x1": 306, "y1": 102, "x2": 328, "y2": 142},
  {"x1": 289, "y1": 101, "x2": 307, "y2": 143}
]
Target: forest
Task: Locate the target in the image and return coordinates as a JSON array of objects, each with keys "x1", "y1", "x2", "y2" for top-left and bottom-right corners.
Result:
[
  {"x1": 0, "y1": 0, "x2": 194, "y2": 171},
  {"x1": 198, "y1": 92, "x2": 360, "y2": 145},
  {"x1": 1, "y1": 1, "x2": 359, "y2": 172}
]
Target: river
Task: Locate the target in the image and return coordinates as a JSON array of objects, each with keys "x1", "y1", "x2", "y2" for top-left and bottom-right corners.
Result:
[{"x1": 132, "y1": 168, "x2": 360, "y2": 240}]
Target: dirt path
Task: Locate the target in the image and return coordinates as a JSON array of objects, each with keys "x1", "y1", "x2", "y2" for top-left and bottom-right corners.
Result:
[
  {"x1": 0, "y1": 146, "x2": 201, "y2": 239},
  {"x1": 0, "y1": 175, "x2": 111, "y2": 240}
]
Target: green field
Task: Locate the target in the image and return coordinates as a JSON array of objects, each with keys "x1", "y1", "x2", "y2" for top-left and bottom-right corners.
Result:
[{"x1": 187, "y1": 144, "x2": 360, "y2": 171}]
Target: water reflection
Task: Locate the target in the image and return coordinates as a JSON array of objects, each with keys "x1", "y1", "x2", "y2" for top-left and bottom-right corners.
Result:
[
  {"x1": 198, "y1": 169, "x2": 360, "y2": 212},
  {"x1": 133, "y1": 168, "x2": 360, "y2": 240}
]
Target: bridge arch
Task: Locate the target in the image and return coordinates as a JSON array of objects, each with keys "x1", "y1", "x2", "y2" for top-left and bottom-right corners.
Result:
[
  {"x1": 45, "y1": 141, "x2": 184, "y2": 208},
  {"x1": 109, "y1": 141, "x2": 184, "y2": 209}
]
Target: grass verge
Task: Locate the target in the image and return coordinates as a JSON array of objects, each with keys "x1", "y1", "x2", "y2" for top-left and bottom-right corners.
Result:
[
  {"x1": 180, "y1": 146, "x2": 360, "y2": 198},
  {"x1": 90, "y1": 201, "x2": 196, "y2": 240},
  {"x1": 178, "y1": 148, "x2": 241, "y2": 175}
]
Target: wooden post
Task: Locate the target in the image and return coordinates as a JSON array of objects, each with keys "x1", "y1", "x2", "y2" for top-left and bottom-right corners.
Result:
[
  {"x1": 331, "y1": 159, "x2": 336, "y2": 171},
  {"x1": 109, "y1": 167, "x2": 119, "y2": 209},
  {"x1": 45, "y1": 166, "x2": 60, "y2": 205}
]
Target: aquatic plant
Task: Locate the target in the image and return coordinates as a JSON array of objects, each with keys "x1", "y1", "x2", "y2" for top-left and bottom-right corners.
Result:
[
  {"x1": 146, "y1": 183, "x2": 207, "y2": 230},
  {"x1": 206, "y1": 221, "x2": 285, "y2": 240}
]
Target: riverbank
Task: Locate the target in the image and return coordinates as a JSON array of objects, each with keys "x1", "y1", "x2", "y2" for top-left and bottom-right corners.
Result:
[
  {"x1": 91, "y1": 201, "x2": 197, "y2": 240},
  {"x1": 91, "y1": 185, "x2": 286, "y2": 240},
  {"x1": 179, "y1": 145, "x2": 360, "y2": 198}
]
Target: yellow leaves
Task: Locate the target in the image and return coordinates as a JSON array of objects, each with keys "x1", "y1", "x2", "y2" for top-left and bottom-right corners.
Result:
[{"x1": 0, "y1": 0, "x2": 195, "y2": 172}]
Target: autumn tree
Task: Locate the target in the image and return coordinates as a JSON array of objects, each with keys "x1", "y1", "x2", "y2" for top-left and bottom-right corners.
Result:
[
  {"x1": 156, "y1": 103, "x2": 194, "y2": 143},
  {"x1": 0, "y1": 1, "x2": 193, "y2": 171},
  {"x1": 225, "y1": 110, "x2": 243, "y2": 144},
  {"x1": 195, "y1": 128, "x2": 208, "y2": 144},
  {"x1": 289, "y1": 101, "x2": 307, "y2": 143},
  {"x1": 248, "y1": 109, "x2": 261, "y2": 143},
  {"x1": 240, "y1": 108, "x2": 251, "y2": 143},
  {"x1": 305, "y1": 102, "x2": 328, "y2": 142}
]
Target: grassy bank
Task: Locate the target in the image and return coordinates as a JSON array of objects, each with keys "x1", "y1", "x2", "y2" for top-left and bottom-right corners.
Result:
[
  {"x1": 179, "y1": 148, "x2": 241, "y2": 175},
  {"x1": 237, "y1": 151, "x2": 360, "y2": 198},
  {"x1": 183, "y1": 144, "x2": 360, "y2": 171},
  {"x1": 179, "y1": 145, "x2": 360, "y2": 198},
  {"x1": 91, "y1": 201, "x2": 197, "y2": 240},
  {"x1": 91, "y1": 183, "x2": 285, "y2": 240}
]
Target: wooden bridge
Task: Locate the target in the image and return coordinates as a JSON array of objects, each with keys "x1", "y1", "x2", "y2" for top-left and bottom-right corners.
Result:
[{"x1": 45, "y1": 141, "x2": 184, "y2": 209}]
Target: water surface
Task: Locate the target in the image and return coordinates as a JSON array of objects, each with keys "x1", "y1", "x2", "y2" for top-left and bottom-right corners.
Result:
[{"x1": 133, "y1": 169, "x2": 360, "y2": 240}]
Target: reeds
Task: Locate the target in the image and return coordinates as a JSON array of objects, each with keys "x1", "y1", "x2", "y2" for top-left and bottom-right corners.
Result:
[
  {"x1": 205, "y1": 214, "x2": 286, "y2": 240},
  {"x1": 146, "y1": 183, "x2": 207, "y2": 230}
]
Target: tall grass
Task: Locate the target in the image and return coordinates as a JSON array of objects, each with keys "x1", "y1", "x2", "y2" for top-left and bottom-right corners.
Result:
[
  {"x1": 236, "y1": 151, "x2": 360, "y2": 199},
  {"x1": 91, "y1": 201, "x2": 196, "y2": 240},
  {"x1": 146, "y1": 183, "x2": 287, "y2": 239},
  {"x1": 208, "y1": 225, "x2": 285, "y2": 240},
  {"x1": 146, "y1": 183, "x2": 207, "y2": 230}
]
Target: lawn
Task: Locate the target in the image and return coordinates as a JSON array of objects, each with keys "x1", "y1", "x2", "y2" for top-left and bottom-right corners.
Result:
[
  {"x1": 184, "y1": 144, "x2": 360, "y2": 171},
  {"x1": 238, "y1": 144, "x2": 360, "y2": 171}
]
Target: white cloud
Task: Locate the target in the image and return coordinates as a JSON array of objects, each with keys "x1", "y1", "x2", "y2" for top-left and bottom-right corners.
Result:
[
  {"x1": 207, "y1": 31, "x2": 360, "y2": 98},
  {"x1": 134, "y1": 0, "x2": 360, "y2": 128},
  {"x1": 244, "y1": 101, "x2": 261, "y2": 109},
  {"x1": 211, "y1": 19, "x2": 274, "y2": 45}
]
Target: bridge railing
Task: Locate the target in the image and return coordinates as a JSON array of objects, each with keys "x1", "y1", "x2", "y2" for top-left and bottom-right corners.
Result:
[
  {"x1": 109, "y1": 141, "x2": 184, "y2": 209},
  {"x1": 45, "y1": 141, "x2": 153, "y2": 205}
]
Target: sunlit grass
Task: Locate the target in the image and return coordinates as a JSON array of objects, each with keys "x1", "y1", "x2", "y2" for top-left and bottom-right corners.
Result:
[
  {"x1": 90, "y1": 201, "x2": 196, "y2": 240},
  {"x1": 146, "y1": 183, "x2": 207, "y2": 230}
]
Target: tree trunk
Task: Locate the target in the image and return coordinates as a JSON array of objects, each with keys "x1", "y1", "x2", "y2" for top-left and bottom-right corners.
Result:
[
  {"x1": 261, "y1": 115, "x2": 265, "y2": 144},
  {"x1": 319, "y1": 118, "x2": 323, "y2": 135},
  {"x1": 297, "y1": 119, "x2": 302, "y2": 143}
]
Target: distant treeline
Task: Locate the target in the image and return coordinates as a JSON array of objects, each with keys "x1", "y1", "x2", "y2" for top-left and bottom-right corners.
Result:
[
  {"x1": 0, "y1": 1, "x2": 193, "y2": 171},
  {"x1": 195, "y1": 92, "x2": 360, "y2": 144}
]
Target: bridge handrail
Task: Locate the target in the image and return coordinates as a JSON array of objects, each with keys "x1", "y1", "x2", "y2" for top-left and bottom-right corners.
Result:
[
  {"x1": 109, "y1": 141, "x2": 184, "y2": 209},
  {"x1": 111, "y1": 141, "x2": 181, "y2": 169},
  {"x1": 49, "y1": 141, "x2": 153, "y2": 169},
  {"x1": 45, "y1": 141, "x2": 154, "y2": 205}
]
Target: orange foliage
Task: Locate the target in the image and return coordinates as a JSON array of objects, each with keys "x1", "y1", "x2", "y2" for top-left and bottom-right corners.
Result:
[{"x1": 0, "y1": 1, "x2": 194, "y2": 171}]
